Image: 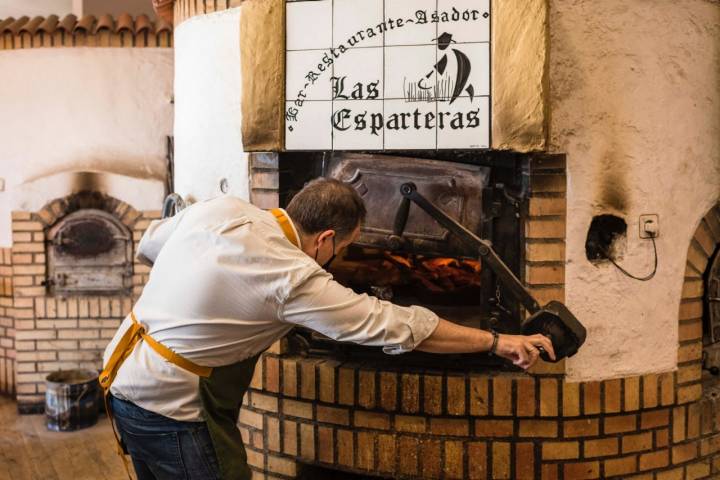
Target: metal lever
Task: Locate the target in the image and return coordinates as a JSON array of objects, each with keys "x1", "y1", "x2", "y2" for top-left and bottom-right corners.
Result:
[
  {"x1": 388, "y1": 197, "x2": 411, "y2": 250},
  {"x1": 391, "y1": 182, "x2": 587, "y2": 362},
  {"x1": 398, "y1": 182, "x2": 541, "y2": 314}
]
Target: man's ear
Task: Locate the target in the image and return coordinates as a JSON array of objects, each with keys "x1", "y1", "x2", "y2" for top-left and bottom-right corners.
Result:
[{"x1": 318, "y1": 229, "x2": 336, "y2": 244}]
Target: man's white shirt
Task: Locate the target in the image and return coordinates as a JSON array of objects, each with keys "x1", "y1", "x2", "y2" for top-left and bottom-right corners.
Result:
[{"x1": 103, "y1": 195, "x2": 439, "y2": 421}]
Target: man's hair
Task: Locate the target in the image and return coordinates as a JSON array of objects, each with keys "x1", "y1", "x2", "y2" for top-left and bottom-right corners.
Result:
[{"x1": 286, "y1": 178, "x2": 366, "y2": 240}]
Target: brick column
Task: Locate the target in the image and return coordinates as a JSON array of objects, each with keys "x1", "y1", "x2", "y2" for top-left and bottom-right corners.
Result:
[
  {"x1": 0, "y1": 246, "x2": 14, "y2": 396},
  {"x1": 249, "y1": 153, "x2": 280, "y2": 210}
]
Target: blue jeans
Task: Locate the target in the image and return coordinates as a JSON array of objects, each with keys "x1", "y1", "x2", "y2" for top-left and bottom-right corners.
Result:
[{"x1": 110, "y1": 394, "x2": 221, "y2": 480}]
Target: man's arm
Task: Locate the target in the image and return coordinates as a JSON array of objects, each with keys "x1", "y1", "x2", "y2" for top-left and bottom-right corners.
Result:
[
  {"x1": 415, "y1": 318, "x2": 556, "y2": 370},
  {"x1": 136, "y1": 208, "x2": 189, "y2": 266},
  {"x1": 281, "y1": 269, "x2": 554, "y2": 370},
  {"x1": 281, "y1": 269, "x2": 438, "y2": 354}
]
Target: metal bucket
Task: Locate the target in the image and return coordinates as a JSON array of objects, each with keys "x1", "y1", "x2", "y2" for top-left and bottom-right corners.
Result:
[{"x1": 45, "y1": 369, "x2": 100, "y2": 432}]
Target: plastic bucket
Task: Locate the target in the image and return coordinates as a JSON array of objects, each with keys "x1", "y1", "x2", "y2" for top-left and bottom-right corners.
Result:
[{"x1": 45, "y1": 369, "x2": 100, "y2": 432}]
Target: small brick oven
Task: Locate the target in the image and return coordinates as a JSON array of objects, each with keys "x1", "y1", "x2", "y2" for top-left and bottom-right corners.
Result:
[{"x1": 2, "y1": 191, "x2": 159, "y2": 412}]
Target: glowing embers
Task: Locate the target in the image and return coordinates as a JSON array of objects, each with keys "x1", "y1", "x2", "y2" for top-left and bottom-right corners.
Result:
[
  {"x1": 330, "y1": 247, "x2": 482, "y2": 305},
  {"x1": 385, "y1": 254, "x2": 481, "y2": 292}
]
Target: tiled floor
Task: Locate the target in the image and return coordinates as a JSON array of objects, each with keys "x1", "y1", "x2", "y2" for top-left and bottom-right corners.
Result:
[{"x1": 0, "y1": 397, "x2": 131, "y2": 480}]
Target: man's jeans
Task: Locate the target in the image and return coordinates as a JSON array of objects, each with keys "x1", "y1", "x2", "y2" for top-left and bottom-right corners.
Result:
[{"x1": 110, "y1": 394, "x2": 221, "y2": 480}]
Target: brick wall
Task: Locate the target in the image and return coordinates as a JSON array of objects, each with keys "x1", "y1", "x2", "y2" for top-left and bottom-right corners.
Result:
[
  {"x1": 238, "y1": 356, "x2": 717, "y2": 479},
  {"x1": 249, "y1": 153, "x2": 280, "y2": 210},
  {"x1": 241, "y1": 157, "x2": 720, "y2": 479},
  {"x1": 0, "y1": 247, "x2": 14, "y2": 396},
  {"x1": 7, "y1": 193, "x2": 158, "y2": 411}
]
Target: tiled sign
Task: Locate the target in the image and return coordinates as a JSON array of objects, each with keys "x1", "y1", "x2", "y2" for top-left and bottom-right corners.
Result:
[{"x1": 285, "y1": 0, "x2": 491, "y2": 151}]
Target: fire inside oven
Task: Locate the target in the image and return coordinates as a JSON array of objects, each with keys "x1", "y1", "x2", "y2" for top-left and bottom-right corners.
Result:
[{"x1": 279, "y1": 152, "x2": 528, "y2": 368}]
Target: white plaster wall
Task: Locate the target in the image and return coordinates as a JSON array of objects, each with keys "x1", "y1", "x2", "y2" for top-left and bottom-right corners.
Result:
[
  {"x1": 549, "y1": 0, "x2": 720, "y2": 380},
  {"x1": 11, "y1": 172, "x2": 165, "y2": 213},
  {"x1": 0, "y1": 47, "x2": 174, "y2": 246},
  {"x1": 0, "y1": 0, "x2": 72, "y2": 18},
  {"x1": 173, "y1": 8, "x2": 249, "y2": 204}
]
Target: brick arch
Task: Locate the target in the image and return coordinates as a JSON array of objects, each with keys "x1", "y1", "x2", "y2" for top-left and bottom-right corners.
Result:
[
  {"x1": 33, "y1": 190, "x2": 142, "y2": 231},
  {"x1": 677, "y1": 202, "x2": 720, "y2": 397}
]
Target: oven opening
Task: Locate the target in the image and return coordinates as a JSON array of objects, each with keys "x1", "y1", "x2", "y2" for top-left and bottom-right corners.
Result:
[
  {"x1": 278, "y1": 151, "x2": 530, "y2": 369},
  {"x1": 331, "y1": 247, "x2": 483, "y2": 326}
]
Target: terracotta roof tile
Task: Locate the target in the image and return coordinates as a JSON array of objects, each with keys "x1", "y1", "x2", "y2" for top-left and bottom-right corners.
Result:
[
  {"x1": 74, "y1": 14, "x2": 96, "y2": 33},
  {"x1": 0, "y1": 18, "x2": 15, "y2": 32},
  {"x1": 20, "y1": 16, "x2": 44, "y2": 34},
  {"x1": 116, "y1": 13, "x2": 134, "y2": 33},
  {"x1": 5, "y1": 16, "x2": 29, "y2": 34},
  {"x1": 95, "y1": 14, "x2": 115, "y2": 33},
  {"x1": 58, "y1": 14, "x2": 77, "y2": 32},
  {"x1": 37, "y1": 15, "x2": 59, "y2": 33},
  {"x1": 135, "y1": 14, "x2": 153, "y2": 34},
  {"x1": 156, "y1": 18, "x2": 172, "y2": 33},
  {"x1": 0, "y1": 13, "x2": 172, "y2": 49}
]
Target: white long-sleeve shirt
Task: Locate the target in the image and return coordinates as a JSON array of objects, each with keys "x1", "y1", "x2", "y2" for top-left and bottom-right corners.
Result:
[{"x1": 103, "y1": 195, "x2": 439, "y2": 421}]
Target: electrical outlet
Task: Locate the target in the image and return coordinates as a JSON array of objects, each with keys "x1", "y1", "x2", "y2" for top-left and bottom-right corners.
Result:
[{"x1": 639, "y1": 214, "x2": 659, "y2": 238}]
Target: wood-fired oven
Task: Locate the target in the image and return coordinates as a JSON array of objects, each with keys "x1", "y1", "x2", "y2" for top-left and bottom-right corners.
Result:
[
  {"x1": 279, "y1": 151, "x2": 533, "y2": 368},
  {"x1": 46, "y1": 209, "x2": 133, "y2": 295}
]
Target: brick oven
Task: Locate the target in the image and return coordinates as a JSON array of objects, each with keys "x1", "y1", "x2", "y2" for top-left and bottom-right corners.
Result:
[
  {"x1": 163, "y1": 0, "x2": 720, "y2": 478},
  {"x1": 240, "y1": 150, "x2": 720, "y2": 479},
  {"x1": 4, "y1": 192, "x2": 159, "y2": 412}
]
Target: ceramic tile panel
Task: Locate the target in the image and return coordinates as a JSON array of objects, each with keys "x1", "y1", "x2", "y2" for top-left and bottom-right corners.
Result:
[
  {"x1": 383, "y1": 99, "x2": 437, "y2": 150},
  {"x1": 435, "y1": 41, "x2": 490, "y2": 99},
  {"x1": 384, "y1": 0, "x2": 437, "y2": 47},
  {"x1": 384, "y1": 45, "x2": 438, "y2": 100},
  {"x1": 285, "y1": 101, "x2": 333, "y2": 150},
  {"x1": 332, "y1": 100, "x2": 384, "y2": 150},
  {"x1": 287, "y1": 0, "x2": 333, "y2": 51},
  {"x1": 333, "y1": 0, "x2": 384, "y2": 48},
  {"x1": 332, "y1": 47, "x2": 384, "y2": 100},
  {"x1": 436, "y1": 95, "x2": 489, "y2": 149},
  {"x1": 437, "y1": 0, "x2": 491, "y2": 43},
  {"x1": 284, "y1": 0, "x2": 491, "y2": 150},
  {"x1": 286, "y1": 49, "x2": 334, "y2": 101}
]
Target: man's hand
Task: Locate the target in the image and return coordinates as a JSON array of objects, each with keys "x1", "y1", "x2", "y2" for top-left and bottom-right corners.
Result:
[
  {"x1": 415, "y1": 319, "x2": 556, "y2": 370},
  {"x1": 494, "y1": 333, "x2": 556, "y2": 370}
]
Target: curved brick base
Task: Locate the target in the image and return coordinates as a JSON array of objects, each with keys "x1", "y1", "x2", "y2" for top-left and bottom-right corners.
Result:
[{"x1": 238, "y1": 353, "x2": 718, "y2": 480}]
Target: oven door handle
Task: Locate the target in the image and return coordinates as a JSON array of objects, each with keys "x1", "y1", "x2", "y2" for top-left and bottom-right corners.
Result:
[{"x1": 399, "y1": 182, "x2": 541, "y2": 314}]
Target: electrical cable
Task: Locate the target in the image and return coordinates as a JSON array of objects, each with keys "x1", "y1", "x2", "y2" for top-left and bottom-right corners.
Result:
[{"x1": 605, "y1": 235, "x2": 658, "y2": 281}]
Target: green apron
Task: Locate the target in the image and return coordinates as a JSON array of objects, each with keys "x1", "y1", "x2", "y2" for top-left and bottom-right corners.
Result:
[{"x1": 198, "y1": 355, "x2": 260, "y2": 480}]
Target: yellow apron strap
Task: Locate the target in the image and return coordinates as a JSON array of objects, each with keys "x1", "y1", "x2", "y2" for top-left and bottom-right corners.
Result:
[
  {"x1": 270, "y1": 208, "x2": 300, "y2": 248},
  {"x1": 139, "y1": 323, "x2": 213, "y2": 378},
  {"x1": 99, "y1": 319, "x2": 144, "y2": 390},
  {"x1": 99, "y1": 312, "x2": 211, "y2": 390},
  {"x1": 99, "y1": 311, "x2": 213, "y2": 478}
]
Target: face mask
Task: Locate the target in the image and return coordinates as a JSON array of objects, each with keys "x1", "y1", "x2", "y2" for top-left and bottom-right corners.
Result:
[{"x1": 315, "y1": 236, "x2": 336, "y2": 269}]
